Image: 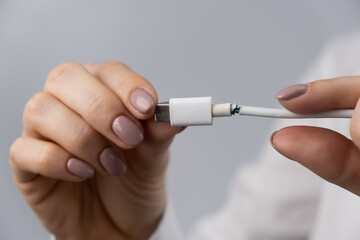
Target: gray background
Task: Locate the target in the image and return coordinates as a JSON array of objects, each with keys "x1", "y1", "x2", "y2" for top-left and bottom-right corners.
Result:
[{"x1": 1, "y1": 0, "x2": 360, "y2": 239}]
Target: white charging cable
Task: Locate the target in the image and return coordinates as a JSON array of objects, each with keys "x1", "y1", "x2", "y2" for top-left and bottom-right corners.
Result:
[{"x1": 155, "y1": 96, "x2": 353, "y2": 127}]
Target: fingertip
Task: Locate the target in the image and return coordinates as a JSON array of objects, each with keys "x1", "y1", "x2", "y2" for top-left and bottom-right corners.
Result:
[
  {"x1": 274, "y1": 83, "x2": 316, "y2": 114},
  {"x1": 112, "y1": 115, "x2": 144, "y2": 147},
  {"x1": 274, "y1": 84, "x2": 309, "y2": 101},
  {"x1": 270, "y1": 129, "x2": 295, "y2": 161},
  {"x1": 271, "y1": 126, "x2": 321, "y2": 162},
  {"x1": 99, "y1": 147, "x2": 127, "y2": 176},
  {"x1": 270, "y1": 130, "x2": 280, "y2": 152},
  {"x1": 66, "y1": 158, "x2": 95, "y2": 179},
  {"x1": 130, "y1": 88, "x2": 156, "y2": 116}
]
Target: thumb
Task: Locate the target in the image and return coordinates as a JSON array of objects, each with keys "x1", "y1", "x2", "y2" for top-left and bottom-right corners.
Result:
[
  {"x1": 272, "y1": 76, "x2": 360, "y2": 196},
  {"x1": 141, "y1": 117, "x2": 184, "y2": 155},
  {"x1": 271, "y1": 126, "x2": 360, "y2": 196}
]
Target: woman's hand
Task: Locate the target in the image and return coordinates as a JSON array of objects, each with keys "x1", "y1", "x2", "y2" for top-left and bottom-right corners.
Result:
[
  {"x1": 9, "y1": 62, "x2": 182, "y2": 240},
  {"x1": 272, "y1": 77, "x2": 360, "y2": 196}
]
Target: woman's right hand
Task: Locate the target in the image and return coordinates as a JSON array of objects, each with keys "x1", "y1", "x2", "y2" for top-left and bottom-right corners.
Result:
[
  {"x1": 272, "y1": 77, "x2": 360, "y2": 196},
  {"x1": 9, "y1": 62, "x2": 182, "y2": 240}
]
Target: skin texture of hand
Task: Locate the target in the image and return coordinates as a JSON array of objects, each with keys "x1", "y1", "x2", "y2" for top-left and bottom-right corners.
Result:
[
  {"x1": 9, "y1": 62, "x2": 182, "y2": 240},
  {"x1": 272, "y1": 77, "x2": 360, "y2": 196}
]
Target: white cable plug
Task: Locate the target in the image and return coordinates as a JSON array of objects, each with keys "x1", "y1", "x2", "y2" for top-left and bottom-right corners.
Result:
[{"x1": 155, "y1": 96, "x2": 354, "y2": 127}]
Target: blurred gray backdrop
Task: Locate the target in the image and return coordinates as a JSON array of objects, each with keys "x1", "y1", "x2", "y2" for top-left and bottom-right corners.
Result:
[{"x1": 1, "y1": 0, "x2": 360, "y2": 239}]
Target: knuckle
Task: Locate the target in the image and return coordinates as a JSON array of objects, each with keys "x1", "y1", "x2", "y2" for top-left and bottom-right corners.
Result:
[
  {"x1": 85, "y1": 90, "x2": 108, "y2": 116},
  {"x1": 114, "y1": 74, "x2": 150, "y2": 97},
  {"x1": 71, "y1": 123, "x2": 97, "y2": 150},
  {"x1": 36, "y1": 143, "x2": 56, "y2": 172},
  {"x1": 9, "y1": 137, "x2": 24, "y2": 166},
  {"x1": 46, "y1": 62, "x2": 83, "y2": 87},
  {"x1": 101, "y1": 61, "x2": 130, "y2": 71},
  {"x1": 24, "y1": 92, "x2": 52, "y2": 120}
]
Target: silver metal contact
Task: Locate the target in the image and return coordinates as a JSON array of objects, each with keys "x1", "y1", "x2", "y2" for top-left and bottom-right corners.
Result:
[{"x1": 155, "y1": 103, "x2": 171, "y2": 122}]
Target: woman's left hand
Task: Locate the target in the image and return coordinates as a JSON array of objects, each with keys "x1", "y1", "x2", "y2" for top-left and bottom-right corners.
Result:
[{"x1": 272, "y1": 77, "x2": 360, "y2": 196}]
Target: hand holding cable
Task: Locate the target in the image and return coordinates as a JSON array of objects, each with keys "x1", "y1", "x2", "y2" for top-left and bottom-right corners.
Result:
[
  {"x1": 270, "y1": 78, "x2": 360, "y2": 197},
  {"x1": 9, "y1": 62, "x2": 183, "y2": 240},
  {"x1": 156, "y1": 77, "x2": 360, "y2": 197}
]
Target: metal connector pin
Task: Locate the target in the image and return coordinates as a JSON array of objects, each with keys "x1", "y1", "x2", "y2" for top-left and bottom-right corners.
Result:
[{"x1": 155, "y1": 103, "x2": 170, "y2": 122}]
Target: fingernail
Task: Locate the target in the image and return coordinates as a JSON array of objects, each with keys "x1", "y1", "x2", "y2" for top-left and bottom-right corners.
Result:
[
  {"x1": 131, "y1": 89, "x2": 155, "y2": 114},
  {"x1": 67, "y1": 158, "x2": 95, "y2": 179},
  {"x1": 112, "y1": 116, "x2": 144, "y2": 146},
  {"x1": 270, "y1": 131, "x2": 280, "y2": 152},
  {"x1": 99, "y1": 147, "x2": 127, "y2": 176},
  {"x1": 275, "y1": 84, "x2": 309, "y2": 100},
  {"x1": 270, "y1": 131, "x2": 294, "y2": 161}
]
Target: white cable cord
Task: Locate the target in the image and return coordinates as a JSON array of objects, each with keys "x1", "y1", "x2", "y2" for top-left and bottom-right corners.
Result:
[
  {"x1": 237, "y1": 105, "x2": 353, "y2": 119},
  {"x1": 155, "y1": 97, "x2": 354, "y2": 126}
]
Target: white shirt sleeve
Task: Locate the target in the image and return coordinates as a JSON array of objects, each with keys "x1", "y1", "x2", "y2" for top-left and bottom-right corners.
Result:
[{"x1": 151, "y1": 32, "x2": 360, "y2": 240}]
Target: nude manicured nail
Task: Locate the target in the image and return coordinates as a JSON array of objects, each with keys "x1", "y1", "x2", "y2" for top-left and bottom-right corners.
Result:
[
  {"x1": 112, "y1": 116, "x2": 144, "y2": 146},
  {"x1": 99, "y1": 147, "x2": 126, "y2": 176},
  {"x1": 67, "y1": 158, "x2": 95, "y2": 179},
  {"x1": 275, "y1": 84, "x2": 309, "y2": 100},
  {"x1": 131, "y1": 89, "x2": 155, "y2": 114}
]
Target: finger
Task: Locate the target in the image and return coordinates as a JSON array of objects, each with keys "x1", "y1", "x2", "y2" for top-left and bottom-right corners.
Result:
[
  {"x1": 44, "y1": 62, "x2": 144, "y2": 148},
  {"x1": 85, "y1": 62, "x2": 183, "y2": 147},
  {"x1": 275, "y1": 76, "x2": 360, "y2": 114},
  {"x1": 23, "y1": 92, "x2": 127, "y2": 176},
  {"x1": 84, "y1": 62, "x2": 157, "y2": 120},
  {"x1": 271, "y1": 126, "x2": 360, "y2": 196},
  {"x1": 84, "y1": 63, "x2": 184, "y2": 176},
  {"x1": 274, "y1": 76, "x2": 360, "y2": 151},
  {"x1": 10, "y1": 136, "x2": 94, "y2": 183}
]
